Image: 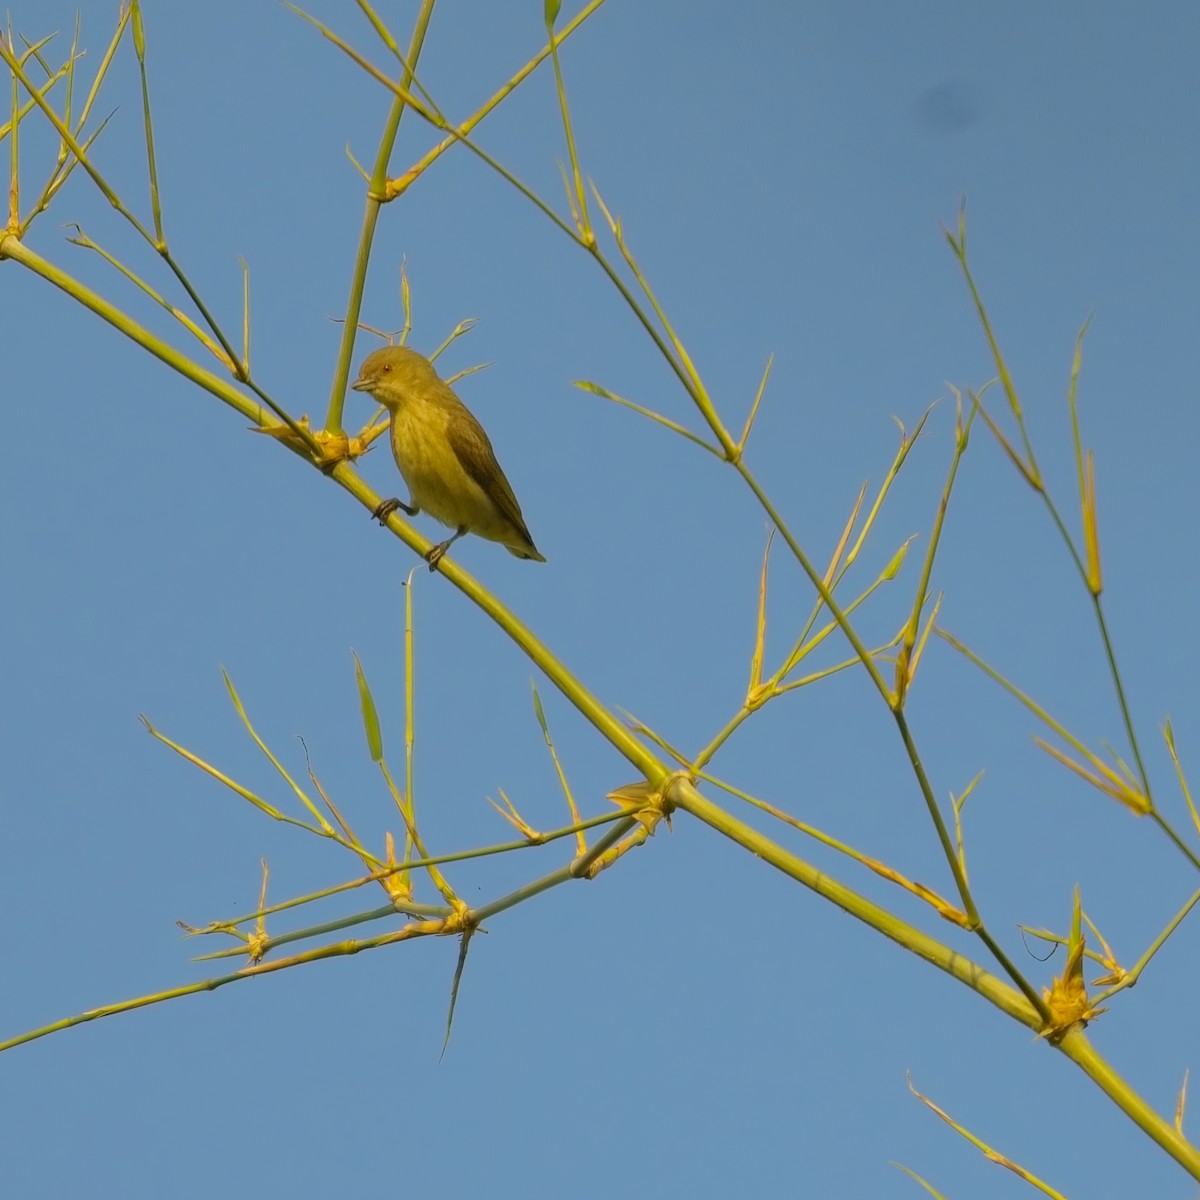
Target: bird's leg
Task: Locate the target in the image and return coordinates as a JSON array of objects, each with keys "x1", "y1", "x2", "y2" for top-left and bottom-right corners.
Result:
[
  {"x1": 425, "y1": 526, "x2": 467, "y2": 571},
  {"x1": 372, "y1": 496, "x2": 418, "y2": 524}
]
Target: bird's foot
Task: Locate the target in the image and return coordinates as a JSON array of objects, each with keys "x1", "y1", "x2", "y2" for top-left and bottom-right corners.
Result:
[
  {"x1": 372, "y1": 497, "x2": 417, "y2": 524},
  {"x1": 424, "y1": 541, "x2": 451, "y2": 571}
]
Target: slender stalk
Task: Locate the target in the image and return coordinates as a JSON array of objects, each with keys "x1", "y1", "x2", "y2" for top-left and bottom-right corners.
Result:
[{"x1": 325, "y1": 0, "x2": 436, "y2": 435}]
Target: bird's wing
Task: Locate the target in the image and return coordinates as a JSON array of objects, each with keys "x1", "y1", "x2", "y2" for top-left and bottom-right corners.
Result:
[{"x1": 448, "y1": 414, "x2": 536, "y2": 543}]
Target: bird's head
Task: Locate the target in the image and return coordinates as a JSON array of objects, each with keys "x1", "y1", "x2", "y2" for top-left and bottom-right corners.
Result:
[{"x1": 351, "y1": 345, "x2": 441, "y2": 408}]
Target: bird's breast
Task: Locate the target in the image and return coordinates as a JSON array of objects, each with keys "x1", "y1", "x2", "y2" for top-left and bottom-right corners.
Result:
[{"x1": 390, "y1": 405, "x2": 492, "y2": 531}]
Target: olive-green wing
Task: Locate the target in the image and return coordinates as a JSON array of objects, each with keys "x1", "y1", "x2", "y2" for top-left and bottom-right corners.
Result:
[{"x1": 448, "y1": 414, "x2": 536, "y2": 544}]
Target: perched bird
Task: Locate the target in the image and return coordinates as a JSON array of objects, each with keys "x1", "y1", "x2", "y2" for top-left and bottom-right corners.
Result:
[{"x1": 351, "y1": 345, "x2": 545, "y2": 570}]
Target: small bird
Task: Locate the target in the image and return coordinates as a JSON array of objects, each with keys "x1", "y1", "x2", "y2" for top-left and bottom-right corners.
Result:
[{"x1": 351, "y1": 345, "x2": 546, "y2": 570}]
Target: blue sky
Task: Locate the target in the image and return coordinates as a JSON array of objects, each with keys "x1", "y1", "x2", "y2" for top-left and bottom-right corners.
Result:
[{"x1": 3, "y1": 2, "x2": 1199, "y2": 1196}]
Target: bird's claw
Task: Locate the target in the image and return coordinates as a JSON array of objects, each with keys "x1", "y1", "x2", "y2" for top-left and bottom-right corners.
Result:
[{"x1": 372, "y1": 497, "x2": 416, "y2": 524}]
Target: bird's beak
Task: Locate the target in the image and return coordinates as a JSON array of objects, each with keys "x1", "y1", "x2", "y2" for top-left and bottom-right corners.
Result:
[{"x1": 350, "y1": 376, "x2": 371, "y2": 392}]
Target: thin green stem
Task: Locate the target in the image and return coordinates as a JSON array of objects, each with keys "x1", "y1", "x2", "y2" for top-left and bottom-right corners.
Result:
[
  {"x1": 946, "y1": 215, "x2": 1041, "y2": 482},
  {"x1": 1089, "y1": 589, "x2": 1155, "y2": 810},
  {"x1": 403, "y1": 568, "x2": 418, "y2": 867},
  {"x1": 129, "y1": 2, "x2": 163, "y2": 245},
  {"x1": 473, "y1": 817, "x2": 639, "y2": 921},
  {"x1": 7, "y1": 22, "x2": 18, "y2": 234},
  {"x1": 1148, "y1": 809, "x2": 1200, "y2": 873},
  {"x1": 1096, "y1": 887, "x2": 1200, "y2": 1002},
  {"x1": 896, "y1": 400, "x2": 973, "y2": 703},
  {"x1": 325, "y1": 0, "x2": 436, "y2": 435},
  {"x1": 692, "y1": 707, "x2": 752, "y2": 774},
  {"x1": 892, "y1": 709, "x2": 1049, "y2": 1018},
  {"x1": 545, "y1": 7, "x2": 590, "y2": 240}
]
